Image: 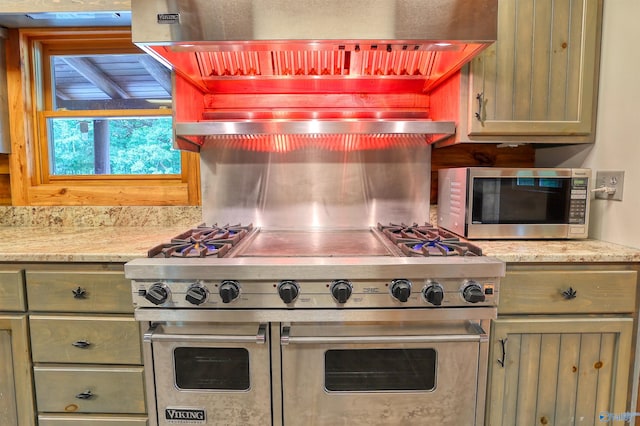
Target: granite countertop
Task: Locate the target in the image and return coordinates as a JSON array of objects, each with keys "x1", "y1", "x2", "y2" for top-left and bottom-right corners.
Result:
[
  {"x1": 1, "y1": 206, "x2": 640, "y2": 263},
  {"x1": 0, "y1": 226, "x2": 192, "y2": 262},
  {"x1": 0, "y1": 226, "x2": 639, "y2": 263},
  {"x1": 0, "y1": 206, "x2": 202, "y2": 262},
  {"x1": 477, "y1": 239, "x2": 640, "y2": 263}
]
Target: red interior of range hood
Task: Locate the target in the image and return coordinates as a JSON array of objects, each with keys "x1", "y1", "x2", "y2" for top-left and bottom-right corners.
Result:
[
  {"x1": 152, "y1": 43, "x2": 489, "y2": 152},
  {"x1": 148, "y1": 42, "x2": 488, "y2": 94}
]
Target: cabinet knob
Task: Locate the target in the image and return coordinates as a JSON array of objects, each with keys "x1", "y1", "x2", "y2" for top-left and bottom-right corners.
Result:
[
  {"x1": 75, "y1": 390, "x2": 94, "y2": 400},
  {"x1": 72, "y1": 286, "x2": 87, "y2": 299},
  {"x1": 562, "y1": 287, "x2": 577, "y2": 300}
]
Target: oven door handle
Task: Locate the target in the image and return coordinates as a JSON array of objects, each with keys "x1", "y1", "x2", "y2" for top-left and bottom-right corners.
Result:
[
  {"x1": 280, "y1": 326, "x2": 486, "y2": 345},
  {"x1": 149, "y1": 323, "x2": 267, "y2": 344}
]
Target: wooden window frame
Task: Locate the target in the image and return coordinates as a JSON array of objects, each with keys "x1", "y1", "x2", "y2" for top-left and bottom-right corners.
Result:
[{"x1": 6, "y1": 28, "x2": 200, "y2": 206}]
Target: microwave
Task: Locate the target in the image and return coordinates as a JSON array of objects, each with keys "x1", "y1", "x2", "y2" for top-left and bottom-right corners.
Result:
[{"x1": 437, "y1": 167, "x2": 591, "y2": 239}]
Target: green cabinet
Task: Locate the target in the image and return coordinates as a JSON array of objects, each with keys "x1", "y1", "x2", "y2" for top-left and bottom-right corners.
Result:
[
  {"x1": 487, "y1": 318, "x2": 632, "y2": 426},
  {"x1": 432, "y1": 0, "x2": 603, "y2": 145},
  {"x1": 485, "y1": 266, "x2": 638, "y2": 426},
  {"x1": 0, "y1": 270, "x2": 35, "y2": 426}
]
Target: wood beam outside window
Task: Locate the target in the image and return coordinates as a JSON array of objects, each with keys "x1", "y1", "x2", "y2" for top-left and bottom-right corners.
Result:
[
  {"x1": 138, "y1": 56, "x2": 172, "y2": 95},
  {"x1": 62, "y1": 56, "x2": 131, "y2": 99}
]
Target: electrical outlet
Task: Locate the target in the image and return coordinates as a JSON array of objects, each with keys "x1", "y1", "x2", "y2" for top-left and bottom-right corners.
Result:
[{"x1": 594, "y1": 171, "x2": 624, "y2": 201}]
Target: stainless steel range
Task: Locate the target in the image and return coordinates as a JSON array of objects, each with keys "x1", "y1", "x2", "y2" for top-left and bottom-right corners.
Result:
[
  {"x1": 127, "y1": 2, "x2": 502, "y2": 423},
  {"x1": 126, "y1": 222, "x2": 504, "y2": 426}
]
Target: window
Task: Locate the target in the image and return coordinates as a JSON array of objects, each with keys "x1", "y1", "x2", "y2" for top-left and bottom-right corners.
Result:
[{"x1": 7, "y1": 28, "x2": 200, "y2": 205}]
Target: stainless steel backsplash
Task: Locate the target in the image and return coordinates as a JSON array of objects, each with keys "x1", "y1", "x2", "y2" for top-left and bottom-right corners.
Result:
[{"x1": 200, "y1": 143, "x2": 431, "y2": 229}]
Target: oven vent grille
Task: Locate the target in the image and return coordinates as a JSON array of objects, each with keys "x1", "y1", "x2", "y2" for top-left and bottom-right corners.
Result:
[{"x1": 201, "y1": 134, "x2": 431, "y2": 152}]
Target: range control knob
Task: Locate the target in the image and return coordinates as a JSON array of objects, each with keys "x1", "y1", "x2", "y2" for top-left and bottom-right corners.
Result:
[
  {"x1": 185, "y1": 284, "x2": 208, "y2": 305},
  {"x1": 390, "y1": 279, "x2": 412, "y2": 303},
  {"x1": 462, "y1": 281, "x2": 486, "y2": 304},
  {"x1": 278, "y1": 280, "x2": 300, "y2": 304},
  {"x1": 330, "y1": 280, "x2": 352, "y2": 304},
  {"x1": 144, "y1": 283, "x2": 170, "y2": 305},
  {"x1": 423, "y1": 283, "x2": 444, "y2": 306},
  {"x1": 219, "y1": 280, "x2": 240, "y2": 304}
]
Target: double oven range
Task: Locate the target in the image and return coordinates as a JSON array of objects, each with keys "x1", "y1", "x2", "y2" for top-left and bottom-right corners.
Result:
[
  {"x1": 126, "y1": 1, "x2": 502, "y2": 424},
  {"x1": 126, "y1": 223, "x2": 504, "y2": 426}
]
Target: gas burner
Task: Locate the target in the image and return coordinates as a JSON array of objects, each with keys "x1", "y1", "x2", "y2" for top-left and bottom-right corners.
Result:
[
  {"x1": 397, "y1": 237, "x2": 482, "y2": 257},
  {"x1": 180, "y1": 223, "x2": 253, "y2": 244},
  {"x1": 377, "y1": 222, "x2": 460, "y2": 243},
  {"x1": 148, "y1": 223, "x2": 253, "y2": 258},
  {"x1": 377, "y1": 222, "x2": 482, "y2": 256},
  {"x1": 377, "y1": 222, "x2": 437, "y2": 242}
]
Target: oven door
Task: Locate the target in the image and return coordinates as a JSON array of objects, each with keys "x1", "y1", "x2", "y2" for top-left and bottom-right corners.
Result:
[
  {"x1": 144, "y1": 322, "x2": 272, "y2": 426},
  {"x1": 280, "y1": 321, "x2": 487, "y2": 426}
]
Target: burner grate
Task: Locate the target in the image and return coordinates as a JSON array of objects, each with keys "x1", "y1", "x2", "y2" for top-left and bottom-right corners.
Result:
[
  {"x1": 148, "y1": 223, "x2": 253, "y2": 258},
  {"x1": 377, "y1": 222, "x2": 482, "y2": 257}
]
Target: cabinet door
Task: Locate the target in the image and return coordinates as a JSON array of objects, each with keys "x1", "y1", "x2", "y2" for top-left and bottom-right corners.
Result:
[
  {"x1": 0, "y1": 270, "x2": 25, "y2": 311},
  {"x1": 0, "y1": 315, "x2": 35, "y2": 426},
  {"x1": 487, "y1": 317, "x2": 632, "y2": 426},
  {"x1": 468, "y1": 0, "x2": 602, "y2": 139}
]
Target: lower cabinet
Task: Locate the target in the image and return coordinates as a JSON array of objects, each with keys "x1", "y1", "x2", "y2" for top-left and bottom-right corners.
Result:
[
  {"x1": 487, "y1": 317, "x2": 632, "y2": 425},
  {"x1": 0, "y1": 269, "x2": 35, "y2": 426},
  {"x1": 486, "y1": 266, "x2": 638, "y2": 426},
  {"x1": 25, "y1": 266, "x2": 148, "y2": 425},
  {"x1": 0, "y1": 314, "x2": 35, "y2": 426}
]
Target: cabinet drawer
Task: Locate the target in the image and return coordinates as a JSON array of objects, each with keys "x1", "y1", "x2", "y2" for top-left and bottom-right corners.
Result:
[
  {"x1": 0, "y1": 270, "x2": 25, "y2": 311},
  {"x1": 30, "y1": 315, "x2": 142, "y2": 364},
  {"x1": 499, "y1": 270, "x2": 637, "y2": 314},
  {"x1": 38, "y1": 414, "x2": 148, "y2": 426},
  {"x1": 27, "y1": 271, "x2": 132, "y2": 313},
  {"x1": 34, "y1": 365, "x2": 146, "y2": 414}
]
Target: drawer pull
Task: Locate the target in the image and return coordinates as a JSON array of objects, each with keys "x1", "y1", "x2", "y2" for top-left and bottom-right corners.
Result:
[
  {"x1": 71, "y1": 340, "x2": 92, "y2": 349},
  {"x1": 562, "y1": 287, "x2": 577, "y2": 300},
  {"x1": 75, "y1": 390, "x2": 94, "y2": 400},
  {"x1": 72, "y1": 287, "x2": 87, "y2": 299}
]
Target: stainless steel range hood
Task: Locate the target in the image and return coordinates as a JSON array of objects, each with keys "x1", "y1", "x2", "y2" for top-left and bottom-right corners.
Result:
[{"x1": 131, "y1": 0, "x2": 497, "y2": 151}]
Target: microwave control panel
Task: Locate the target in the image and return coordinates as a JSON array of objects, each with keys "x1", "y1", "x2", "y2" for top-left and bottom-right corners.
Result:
[{"x1": 569, "y1": 177, "x2": 589, "y2": 224}]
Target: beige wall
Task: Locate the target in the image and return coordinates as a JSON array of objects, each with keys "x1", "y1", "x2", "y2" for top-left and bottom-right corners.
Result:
[{"x1": 536, "y1": 0, "x2": 640, "y2": 249}]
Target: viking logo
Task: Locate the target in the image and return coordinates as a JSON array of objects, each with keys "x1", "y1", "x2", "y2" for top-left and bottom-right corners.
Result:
[
  {"x1": 165, "y1": 407, "x2": 206, "y2": 423},
  {"x1": 157, "y1": 13, "x2": 180, "y2": 24}
]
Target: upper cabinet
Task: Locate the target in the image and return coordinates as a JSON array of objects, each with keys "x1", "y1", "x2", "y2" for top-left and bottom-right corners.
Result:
[{"x1": 431, "y1": 0, "x2": 603, "y2": 146}]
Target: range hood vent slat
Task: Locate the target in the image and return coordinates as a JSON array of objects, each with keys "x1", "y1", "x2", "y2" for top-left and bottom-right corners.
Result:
[
  {"x1": 200, "y1": 133, "x2": 434, "y2": 152},
  {"x1": 191, "y1": 49, "x2": 461, "y2": 79},
  {"x1": 175, "y1": 47, "x2": 486, "y2": 84}
]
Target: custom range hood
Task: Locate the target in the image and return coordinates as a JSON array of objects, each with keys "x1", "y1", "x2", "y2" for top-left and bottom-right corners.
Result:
[{"x1": 131, "y1": 0, "x2": 497, "y2": 152}]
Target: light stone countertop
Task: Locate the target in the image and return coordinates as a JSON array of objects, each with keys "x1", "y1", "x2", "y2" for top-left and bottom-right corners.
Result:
[
  {"x1": 476, "y1": 239, "x2": 640, "y2": 263},
  {"x1": 0, "y1": 225, "x2": 639, "y2": 263},
  {"x1": 0, "y1": 206, "x2": 203, "y2": 262},
  {"x1": 1, "y1": 206, "x2": 639, "y2": 263},
  {"x1": 0, "y1": 226, "x2": 193, "y2": 262}
]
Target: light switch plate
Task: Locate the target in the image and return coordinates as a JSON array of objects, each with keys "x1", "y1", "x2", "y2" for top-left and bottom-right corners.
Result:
[{"x1": 594, "y1": 170, "x2": 624, "y2": 201}]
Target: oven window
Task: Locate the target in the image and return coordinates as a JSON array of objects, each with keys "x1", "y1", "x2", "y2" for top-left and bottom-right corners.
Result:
[
  {"x1": 471, "y1": 177, "x2": 571, "y2": 224},
  {"x1": 324, "y1": 349, "x2": 436, "y2": 392},
  {"x1": 174, "y1": 347, "x2": 250, "y2": 390}
]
